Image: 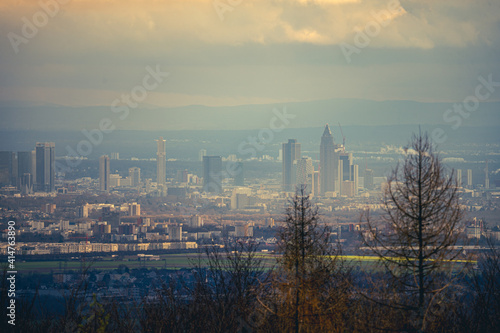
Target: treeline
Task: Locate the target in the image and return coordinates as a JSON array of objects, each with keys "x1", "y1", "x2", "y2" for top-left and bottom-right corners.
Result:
[{"x1": 1, "y1": 225, "x2": 499, "y2": 332}]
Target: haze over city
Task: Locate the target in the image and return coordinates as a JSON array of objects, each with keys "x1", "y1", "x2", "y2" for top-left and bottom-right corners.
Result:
[{"x1": 0, "y1": 0, "x2": 499, "y2": 332}]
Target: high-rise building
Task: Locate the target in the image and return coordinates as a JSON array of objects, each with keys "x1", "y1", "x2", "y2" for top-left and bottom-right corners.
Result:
[
  {"x1": 19, "y1": 173, "x2": 33, "y2": 194},
  {"x1": 102, "y1": 207, "x2": 120, "y2": 227},
  {"x1": 190, "y1": 215, "x2": 203, "y2": 228},
  {"x1": 233, "y1": 162, "x2": 244, "y2": 186},
  {"x1": 341, "y1": 180, "x2": 355, "y2": 197},
  {"x1": 231, "y1": 192, "x2": 250, "y2": 210},
  {"x1": 467, "y1": 169, "x2": 473, "y2": 189},
  {"x1": 364, "y1": 169, "x2": 374, "y2": 190},
  {"x1": 35, "y1": 142, "x2": 55, "y2": 192},
  {"x1": 31, "y1": 150, "x2": 36, "y2": 183},
  {"x1": 230, "y1": 187, "x2": 252, "y2": 210},
  {"x1": 99, "y1": 155, "x2": 110, "y2": 192},
  {"x1": 17, "y1": 151, "x2": 33, "y2": 193},
  {"x1": 128, "y1": 203, "x2": 141, "y2": 216},
  {"x1": 235, "y1": 223, "x2": 253, "y2": 238},
  {"x1": 456, "y1": 169, "x2": 462, "y2": 188},
  {"x1": 109, "y1": 174, "x2": 120, "y2": 187},
  {"x1": 313, "y1": 170, "x2": 320, "y2": 197},
  {"x1": 0, "y1": 151, "x2": 16, "y2": 187},
  {"x1": 199, "y1": 149, "x2": 207, "y2": 162},
  {"x1": 339, "y1": 152, "x2": 353, "y2": 182},
  {"x1": 156, "y1": 137, "x2": 166, "y2": 187},
  {"x1": 203, "y1": 155, "x2": 223, "y2": 193},
  {"x1": 176, "y1": 169, "x2": 189, "y2": 183},
  {"x1": 17, "y1": 151, "x2": 32, "y2": 180},
  {"x1": 485, "y1": 160, "x2": 489, "y2": 189},
  {"x1": 169, "y1": 225, "x2": 182, "y2": 241},
  {"x1": 265, "y1": 217, "x2": 275, "y2": 228},
  {"x1": 320, "y1": 125, "x2": 342, "y2": 195},
  {"x1": 77, "y1": 204, "x2": 89, "y2": 218},
  {"x1": 110, "y1": 152, "x2": 119, "y2": 160},
  {"x1": 282, "y1": 139, "x2": 301, "y2": 191},
  {"x1": 129, "y1": 167, "x2": 141, "y2": 187},
  {"x1": 296, "y1": 157, "x2": 314, "y2": 195},
  {"x1": 351, "y1": 164, "x2": 359, "y2": 196}
]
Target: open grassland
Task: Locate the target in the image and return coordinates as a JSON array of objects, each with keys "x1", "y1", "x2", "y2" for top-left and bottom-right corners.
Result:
[{"x1": 7, "y1": 253, "x2": 475, "y2": 274}]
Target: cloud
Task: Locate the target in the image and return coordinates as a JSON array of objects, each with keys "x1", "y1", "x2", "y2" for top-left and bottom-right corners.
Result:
[
  {"x1": 0, "y1": 0, "x2": 499, "y2": 107},
  {"x1": 1, "y1": 0, "x2": 498, "y2": 50},
  {"x1": 443, "y1": 157, "x2": 466, "y2": 163}
]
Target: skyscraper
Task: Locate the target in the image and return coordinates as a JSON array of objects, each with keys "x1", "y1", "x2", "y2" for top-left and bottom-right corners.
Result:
[
  {"x1": 176, "y1": 169, "x2": 189, "y2": 183},
  {"x1": 485, "y1": 160, "x2": 489, "y2": 189},
  {"x1": 128, "y1": 203, "x2": 141, "y2": 216},
  {"x1": 456, "y1": 169, "x2": 462, "y2": 188},
  {"x1": 0, "y1": 151, "x2": 16, "y2": 186},
  {"x1": 339, "y1": 152, "x2": 353, "y2": 182},
  {"x1": 351, "y1": 164, "x2": 359, "y2": 196},
  {"x1": 199, "y1": 149, "x2": 207, "y2": 162},
  {"x1": 203, "y1": 155, "x2": 223, "y2": 193},
  {"x1": 17, "y1": 151, "x2": 33, "y2": 194},
  {"x1": 99, "y1": 155, "x2": 110, "y2": 192},
  {"x1": 31, "y1": 150, "x2": 36, "y2": 183},
  {"x1": 313, "y1": 170, "x2": 320, "y2": 197},
  {"x1": 296, "y1": 157, "x2": 314, "y2": 195},
  {"x1": 320, "y1": 125, "x2": 341, "y2": 195},
  {"x1": 35, "y1": 142, "x2": 55, "y2": 192},
  {"x1": 282, "y1": 139, "x2": 301, "y2": 191},
  {"x1": 364, "y1": 169, "x2": 374, "y2": 190},
  {"x1": 17, "y1": 152, "x2": 32, "y2": 179},
  {"x1": 156, "y1": 137, "x2": 166, "y2": 186},
  {"x1": 233, "y1": 162, "x2": 244, "y2": 186},
  {"x1": 129, "y1": 167, "x2": 141, "y2": 187},
  {"x1": 467, "y1": 169, "x2": 473, "y2": 189}
]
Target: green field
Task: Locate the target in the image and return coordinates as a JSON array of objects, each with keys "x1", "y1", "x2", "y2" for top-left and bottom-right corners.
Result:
[
  {"x1": 5, "y1": 254, "x2": 475, "y2": 274},
  {"x1": 8, "y1": 254, "x2": 197, "y2": 273}
]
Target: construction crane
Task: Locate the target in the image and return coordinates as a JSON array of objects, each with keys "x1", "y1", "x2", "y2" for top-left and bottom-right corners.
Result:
[
  {"x1": 485, "y1": 159, "x2": 489, "y2": 189},
  {"x1": 338, "y1": 122, "x2": 346, "y2": 152}
]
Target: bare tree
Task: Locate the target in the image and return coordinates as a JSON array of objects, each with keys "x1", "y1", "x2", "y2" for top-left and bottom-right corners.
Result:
[
  {"x1": 188, "y1": 240, "x2": 265, "y2": 333},
  {"x1": 363, "y1": 132, "x2": 464, "y2": 332},
  {"x1": 460, "y1": 238, "x2": 500, "y2": 333},
  {"x1": 261, "y1": 187, "x2": 350, "y2": 332}
]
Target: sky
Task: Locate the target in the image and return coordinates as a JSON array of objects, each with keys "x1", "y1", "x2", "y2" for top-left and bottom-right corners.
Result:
[{"x1": 1, "y1": 0, "x2": 500, "y2": 108}]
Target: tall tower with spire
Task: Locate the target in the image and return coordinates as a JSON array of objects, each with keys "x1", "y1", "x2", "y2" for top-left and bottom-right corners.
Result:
[
  {"x1": 320, "y1": 124, "x2": 341, "y2": 195},
  {"x1": 485, "y1": 160, "x2": 489, "y2": 189},
  {"x1": 156, "y1": 137, "x2": 166, "y2": 187}
]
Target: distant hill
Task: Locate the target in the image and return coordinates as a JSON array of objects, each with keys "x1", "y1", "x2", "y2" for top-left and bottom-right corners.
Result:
[{"x1": 1, "y1": 98, "x2": 499, "y2": 131}]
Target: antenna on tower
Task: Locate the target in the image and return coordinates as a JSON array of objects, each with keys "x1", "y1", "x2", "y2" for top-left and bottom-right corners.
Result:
[
  {"x1": 338, "y1": 122, "x2": 346, "y2": 152},
  {"x1": 485, "y1": 159, "x2": 490, "y2": 189}
]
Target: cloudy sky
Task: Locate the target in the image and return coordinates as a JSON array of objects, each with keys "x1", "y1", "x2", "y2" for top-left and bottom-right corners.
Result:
[{"x1": 1, "y1": 0, "x2": 499, "y2": 108}]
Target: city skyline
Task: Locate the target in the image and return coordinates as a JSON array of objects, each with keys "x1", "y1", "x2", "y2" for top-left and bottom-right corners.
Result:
[
  {"x1": 1, "y1": 126, "x2": 497, "y2": 195},
  {"x1": 0, "y1": 1, "x2": 499, "y2": 330}
]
